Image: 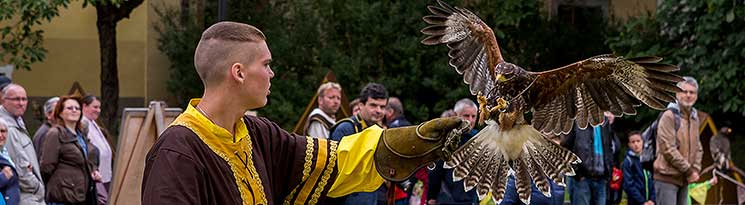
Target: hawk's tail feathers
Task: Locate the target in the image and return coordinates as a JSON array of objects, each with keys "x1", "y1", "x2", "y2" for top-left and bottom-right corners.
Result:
[{"x1": 444, "y1": 124, "x2": 580, "y2": 204}]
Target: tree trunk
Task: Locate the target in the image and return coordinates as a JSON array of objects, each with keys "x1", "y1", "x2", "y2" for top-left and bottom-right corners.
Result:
[
  {"x1": 96, "y1": 9, "x2": 119, "y2": 131},
  {"x1": 94, "y1": 0, "x2": 144, "y2": 131}
]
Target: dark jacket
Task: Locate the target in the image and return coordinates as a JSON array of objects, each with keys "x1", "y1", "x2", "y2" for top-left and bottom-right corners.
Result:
[
  {"x1": 563, "y1": 120, "x2": 614, "y2": 178},
  {"x1": 387, "y1": 116, "x2": 411, "y2": 129},
  {"x1": 0, "y1": 154, "x2": 20, "y2": 205},
  {"x1": 329, "y1": 115, "x2": 371, "y2": 142},
  {"x1": 40, "y1": 125, "x2": 98, "y2": 204},
  {"x1": 622, "y1": 150, "x2": 655, "y2": 205},
  {"x1": 32, "y1": 122, "x2": 52, "y2": 160}
]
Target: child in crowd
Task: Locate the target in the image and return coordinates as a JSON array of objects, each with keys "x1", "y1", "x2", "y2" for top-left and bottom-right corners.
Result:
[{"x1": 623, "y1": 131, "x2": 655, "y2": 205}]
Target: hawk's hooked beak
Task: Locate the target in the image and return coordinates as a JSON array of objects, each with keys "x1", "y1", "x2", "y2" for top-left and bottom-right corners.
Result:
[{"x1": 495, "y1": 74, "x2": 508, "y2": 82}]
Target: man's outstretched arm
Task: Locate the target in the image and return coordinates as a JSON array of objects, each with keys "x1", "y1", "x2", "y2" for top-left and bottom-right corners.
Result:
[{"x1": 327, "y1": 117, "x2": 468, "y2": 197}]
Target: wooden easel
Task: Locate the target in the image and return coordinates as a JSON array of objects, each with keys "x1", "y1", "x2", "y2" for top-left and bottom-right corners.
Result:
[{"x1": 108, "y1": 102, "x2": 182, "y2": 205}]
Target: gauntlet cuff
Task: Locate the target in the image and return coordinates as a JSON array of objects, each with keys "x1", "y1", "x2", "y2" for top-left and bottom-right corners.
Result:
[{"x1": 373, "y1": 117, "x2": 467, "y2": 181}]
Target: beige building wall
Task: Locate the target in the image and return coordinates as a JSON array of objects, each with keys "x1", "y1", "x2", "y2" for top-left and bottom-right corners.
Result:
[
  {"x1": 12, "y1": 0, "x2": 177, "y2": 104},
  {"x1": 543, "y1": 0, "x2": 656, "y2": 21},
  {"x1": 610, "y1": 0, "x2": 656, "y2": 21}
]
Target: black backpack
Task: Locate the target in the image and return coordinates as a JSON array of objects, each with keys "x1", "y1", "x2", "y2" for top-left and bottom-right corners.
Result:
[{"x1": 640, "y1": 108, "x2": 681, "y2": 170}]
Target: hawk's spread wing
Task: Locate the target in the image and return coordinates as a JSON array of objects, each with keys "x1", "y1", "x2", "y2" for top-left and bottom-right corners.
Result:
[
  {"x1": 421, "y1": 0, "x2": 503, "y2": 97},
  {"x1": 527, "y1": 55, "x2": 683, "y2": 135}
]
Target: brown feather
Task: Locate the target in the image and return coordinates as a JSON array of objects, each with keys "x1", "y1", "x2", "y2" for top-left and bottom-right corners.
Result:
[
  {"x1": 527, "y1": 55, "x2": 681, "y2": 135},
  {"x1": 627, "y1": 56, "x2": 663, "y2": 63},
  {"x1": 639, "y1": 63, "x2": 679, "y2": 72},
  {"x1": 491, "y1": 159, "x2": 510, "y2": 203},
  {"x1": 513, "y1": 159, "x2": 533, "y2": 204},
  {"x1": 427, "y1": 5, "x2": 452, "y2": 16},
  {"x1": 423, "y1": 15, "x2": 448, "y2": 24}
]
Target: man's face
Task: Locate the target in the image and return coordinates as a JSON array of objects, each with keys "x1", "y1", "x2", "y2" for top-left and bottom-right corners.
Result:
[
  {"x1": 676, "y1": 83, "x2": 698, "y2": 108},
  {"x1": 2, "y1": 86, "x2": 27, "y2": 117},
  {"x1": 83, "y1": 99, "x2": 101, "y2": 121},
  {"x1": 628, "y1": 134, "x2": 643, "y2": 154},
  {"x1": 457, "y1": 106, "x2": 477, "y2": 130},
  {"x1": 318, "y1": 88, "x2": 341, "y2": 115},
  {"x1": 0, "y1": 125, "x2": 6, "y2": 148},
  {"x1": 240, "y1": 41, "x2": 275, "y2": 109},
  {"x1": 359, "y1": 97, "x2": 387, "y2": 124}
]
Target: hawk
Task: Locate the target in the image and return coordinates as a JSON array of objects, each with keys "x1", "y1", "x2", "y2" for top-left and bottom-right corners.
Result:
[
  {"x1": 710, "y1": 127, "x2": 732, "y2": 172},
  {"x1": 420, "y1": 0, "x2": 684, "y2": 203}
]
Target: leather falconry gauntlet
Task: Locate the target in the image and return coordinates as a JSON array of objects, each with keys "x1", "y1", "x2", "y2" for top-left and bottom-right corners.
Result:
[{"x1": 374, "y1": 117, "x2": 470, "y2": 182}]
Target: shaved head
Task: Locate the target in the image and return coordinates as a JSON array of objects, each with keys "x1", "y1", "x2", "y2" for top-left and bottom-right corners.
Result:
[{"x1": 194, "y1": 21, "x2": 266, "y2": 87}]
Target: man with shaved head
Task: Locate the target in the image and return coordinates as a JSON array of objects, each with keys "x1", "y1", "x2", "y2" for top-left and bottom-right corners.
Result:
[
  {"x1": 0, "y1": 84, "x2": 45, "y2": 205},
  {"x1": 142, "y1": 22, "x2": 469, "y2": 205}
]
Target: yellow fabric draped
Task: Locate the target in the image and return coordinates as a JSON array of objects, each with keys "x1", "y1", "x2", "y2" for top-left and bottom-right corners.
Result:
[
  {"x1": 327, "y1": 125, "x2": 385, "y2": 197},
  {"x1": 170, "y1": 99, "x2": 266, "y2": 205}
]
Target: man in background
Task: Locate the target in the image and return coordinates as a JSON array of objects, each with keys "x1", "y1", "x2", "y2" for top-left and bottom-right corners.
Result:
[{"x1": 305, "y1": 82, "x2": 342, "y2": 139}]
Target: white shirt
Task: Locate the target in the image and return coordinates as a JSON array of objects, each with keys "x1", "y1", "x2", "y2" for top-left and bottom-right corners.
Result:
[{"x1": 84, "y1": 117, "x2": 113, "y2": 183}]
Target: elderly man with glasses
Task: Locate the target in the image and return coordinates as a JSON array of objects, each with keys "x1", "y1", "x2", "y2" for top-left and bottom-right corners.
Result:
[
  {"x1": 653, "y1": 76, "x2": 703, "y2": 205},
  {"x1": 0, "y1": 84, "x2": 45, "y2": 205}
]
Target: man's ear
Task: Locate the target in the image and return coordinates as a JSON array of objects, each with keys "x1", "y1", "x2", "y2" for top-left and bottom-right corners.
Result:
[{"x1": 230, "y1": 63, "x2": 245, "y2": 83}]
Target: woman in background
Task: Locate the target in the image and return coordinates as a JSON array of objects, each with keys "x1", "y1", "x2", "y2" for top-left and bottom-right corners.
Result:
[
  {"x1": 0, "y1": 120, "x2": 20, "y2": 205},
  {"x1": 40, "y1": 96, "x2": 100, "y2": 205}
]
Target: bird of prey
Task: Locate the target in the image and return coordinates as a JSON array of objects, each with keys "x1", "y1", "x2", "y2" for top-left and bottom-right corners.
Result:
[
  {"x1": 710, "y1": 127, "x2": 732, "y2": 172},
  {"x1": 420, "y1": 0, "x2": 684, "y2": 203}
]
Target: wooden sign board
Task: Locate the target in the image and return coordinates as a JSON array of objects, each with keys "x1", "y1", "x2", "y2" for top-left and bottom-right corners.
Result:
[{"x1": 109, "y1": 102, "x2": 182, "y2": 205}]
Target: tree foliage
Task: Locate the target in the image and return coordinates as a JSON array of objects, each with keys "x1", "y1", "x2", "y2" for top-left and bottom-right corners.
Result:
[
  {"x1": 158, "y1": 0, "x2": 616, "y2": 129},
  {"x1": 608, "y1": 0, "x2": 745, "y2": 168},
  {"x1": 0, "y1": 0, "x2": 71, "y2": 70},
  {"x1": 1, "y1": 0, "x2": 143, "y2": 130},
  {"x1": 608, "y1": 0, "x2": 745, "y2": 115}
]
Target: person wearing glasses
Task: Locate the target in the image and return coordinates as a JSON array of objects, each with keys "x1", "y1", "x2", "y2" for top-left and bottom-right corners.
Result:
[
  {"x1": 653, "y1": 77, "x2": 703, "y2": 205},
  {"x1": 40, "y1": 96, "x2": 100, "y2": 205},
  {"x1": 0, "y1": 84, "x2": 45, "y2": 205},
  {"x1": 0, "y1": 120, "x2": 21, "y2": 205}
]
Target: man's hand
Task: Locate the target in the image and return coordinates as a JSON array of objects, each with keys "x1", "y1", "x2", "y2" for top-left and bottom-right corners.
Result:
[
  {"x1": 2, "y1": 167, "x2": 12, "y2": 180},
  {"x1": 687, "y1": 171, "x2": 700, "y2": 183},
  {"x1": 428, "y1": 199, "x2": 437, "y2": 205},
  {"x1": 644, "y1": 201, "x2": 654, "y2": 205}
]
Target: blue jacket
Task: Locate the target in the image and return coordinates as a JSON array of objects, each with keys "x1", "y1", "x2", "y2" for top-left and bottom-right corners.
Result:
[
  {"x1": 0, "y1": 155, "x2": 19, "y2": 205},
  {"x1": 622, "y1": 150, "x2": 655, "y2": 205}
]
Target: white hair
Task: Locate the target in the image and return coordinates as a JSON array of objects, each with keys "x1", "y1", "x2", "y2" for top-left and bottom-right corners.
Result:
[
  {"x1": 677, "y1": 76, "x2": 699, "y2": 91},
  {"x1": 44, "y1": 97, "x2": 60, "y2": 114},
  {"x1": 0, "y1": 83, "x2": 22, "y2": 96},
  {"x1": 454, "y1": 98, "x2": 477, "y2": 114}
]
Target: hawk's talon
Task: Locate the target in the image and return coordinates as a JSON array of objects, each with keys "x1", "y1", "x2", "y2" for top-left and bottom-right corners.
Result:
[{"x1": 493, "y1": 97, "x2": 509, "y2": 112}]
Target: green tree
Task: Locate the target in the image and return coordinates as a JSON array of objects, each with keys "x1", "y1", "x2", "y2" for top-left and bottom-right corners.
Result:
[
  {"x1": 0, "y1": 0, "x2": 144, "y2": 129},
  {"x1": 89, "y1": 0, "x2": 145, "y2": 130},
  {"x1": 608, "y1": 0, "x2": 745, "y2": 115},
  {"x1": 0, "y1": 0, "x2": 71, "y2": 70},
  {"x1": 608, "y1": 0, "x2": 745, "y2": 168},
  {"x1": 158, "y1": 0, "x2": 616, "y2": 130}
]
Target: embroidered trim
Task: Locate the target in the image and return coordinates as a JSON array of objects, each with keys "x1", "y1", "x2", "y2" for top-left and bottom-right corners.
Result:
[
  {"x1": 172, "y1": 120, "x2": 267, "y2": 205},
  {"x1": 242, "y1": 132, "x2": 267, "y2": 204},
  {"x1": 283, "y1": 137, "x2": 315, "y2": 205},
  {"x1": 310, "y1": 140, "x2": 339, "y2": 205},
  {"x1": 295, "y1": 140, "x2": 328, "y2": 204}
]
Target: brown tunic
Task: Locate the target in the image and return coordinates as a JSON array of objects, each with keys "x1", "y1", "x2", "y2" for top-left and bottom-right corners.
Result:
[{"x1": 141, "y1": 116, "x2": 339, "y2": 205}]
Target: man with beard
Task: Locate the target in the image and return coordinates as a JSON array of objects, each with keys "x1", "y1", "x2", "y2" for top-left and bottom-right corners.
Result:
[{"x1": 305, "y1": 82, "x2": 342, "y2": 139}]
